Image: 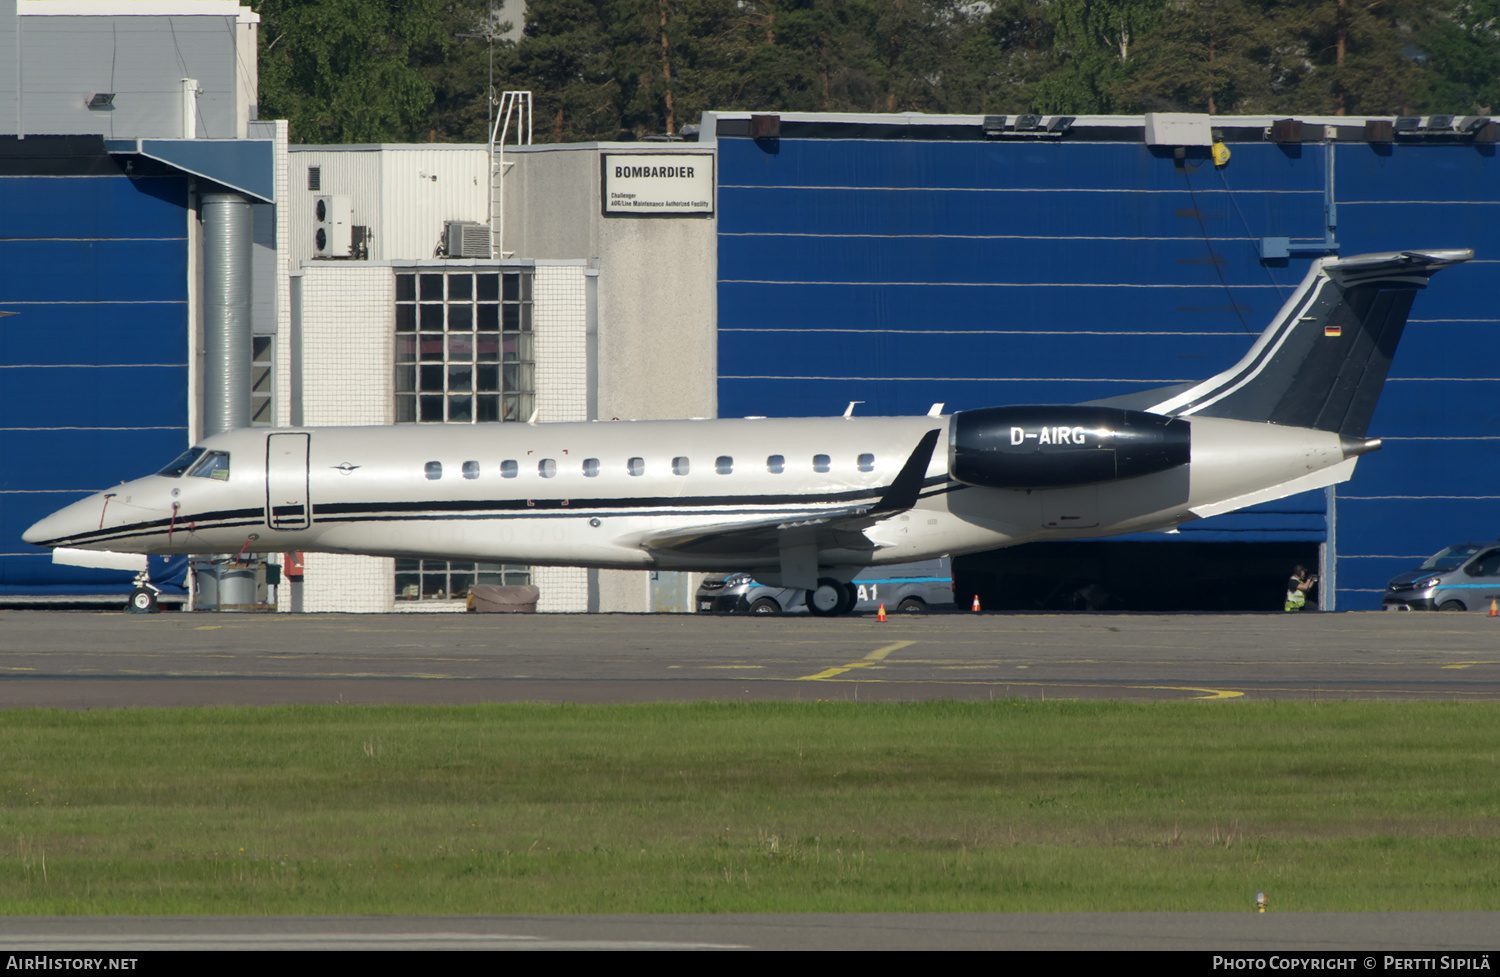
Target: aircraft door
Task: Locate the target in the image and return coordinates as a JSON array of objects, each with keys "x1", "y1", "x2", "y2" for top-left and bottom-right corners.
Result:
[{"x1": 266, "y1": 433, "x2": 311, "y2": 530}]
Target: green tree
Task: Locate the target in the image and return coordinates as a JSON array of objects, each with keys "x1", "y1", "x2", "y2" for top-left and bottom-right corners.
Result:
[
  {"x1": 254, "y1": 0, "x2": 451, "y2": 143},
  {"x1": 949, "y1": 0, "x2": 1058, "y2": 114},
  {"x1": 1275, "y1": 0, "x2": 1437, "y2": 115},
  {"x1": 1110, "y1": 0, "x2": 1282, "y2": 114},
  {"x1": 1417, "y1": 0, "x2": 1500, "y2": 113},
  {"x1": 1034, "y1": 0, "x2": 1170, "y2": 113},
  {"x1": 420, "y1": 2, "x2": 519, "y2": 144}
]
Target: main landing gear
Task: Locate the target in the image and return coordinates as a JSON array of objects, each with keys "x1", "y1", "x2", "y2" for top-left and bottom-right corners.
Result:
[{"x1": 805, "y1": 577, "x2": 858, "y2": 617}]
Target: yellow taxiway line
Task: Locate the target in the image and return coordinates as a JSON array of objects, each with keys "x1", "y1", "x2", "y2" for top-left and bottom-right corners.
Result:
[{"x1": 798, "y1": 641, "x2": 915, "y2": 680}]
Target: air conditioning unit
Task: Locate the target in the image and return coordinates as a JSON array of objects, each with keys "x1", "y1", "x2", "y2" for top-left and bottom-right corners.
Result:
[
  {"x1": 443, "y1": 220, "x2": 491, "y2": 259},
  {"x1": 314, "y1": 195, "x2": 353, "y2": 257}
]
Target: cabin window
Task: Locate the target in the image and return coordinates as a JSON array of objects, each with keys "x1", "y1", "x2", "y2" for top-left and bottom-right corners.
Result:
[
  {"x1": 425, "y1": 461, "x2": 442, "y2": 480},
  {"x1": 813, "y1": 454, "x2": 831, "y2": 473},
  {"x1": 462, "y1": 460, "x2": 480, "y2": 480},
  {"x1": 187, "y1": 451, "x2": 231, "y2": 481},
  {"x1": 583, "y1": 458, "x2": 600, "y2": 477},
  {"x1": 673, "y1": 456, "x2": 690, "y2": 476},
  {"x1": 715, "y1": 456, "x2": 733, "y2": 474},
  {"x1": 396, "y1": 559, "x2": 531, "y2": 602},
  {"x1": 395, "y1": 269, "x2": 534, "y2": 424},
  {"x1": 767, "y1": 454, "x2": 785, "y2": 474},
  {"x1": 500, "y1": 459, "x2": 518, "y2": 478},
  {"x1": 857, "y1": 453, "x2": 875, "y2": 473},
  {"x1": 628, "y1": 457, "x2": 645, "y2": 476},
  {"x1": 539, "y1": 459, "x2": 557, "y2": 478}
]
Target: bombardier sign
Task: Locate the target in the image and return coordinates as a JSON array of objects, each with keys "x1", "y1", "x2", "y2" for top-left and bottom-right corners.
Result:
[{"x1": 603, "y1": 153, "x2": 714, "y2": 216}]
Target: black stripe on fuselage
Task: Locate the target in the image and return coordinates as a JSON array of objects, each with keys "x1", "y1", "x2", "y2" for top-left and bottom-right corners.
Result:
[{"x1": 34, "y1": 479, "x2": 968, "y2": 549}]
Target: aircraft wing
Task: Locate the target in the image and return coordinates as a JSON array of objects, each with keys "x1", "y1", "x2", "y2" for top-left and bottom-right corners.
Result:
[{"x1": 637, "y1": 428, "x2": 943, "y2": 562}]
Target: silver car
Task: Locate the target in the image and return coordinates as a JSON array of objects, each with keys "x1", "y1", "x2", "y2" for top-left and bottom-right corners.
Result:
[
  {"x1": 1383, "y1": 543, "x2": 1500, "y2": 612},
  {"x1": 697, "y1": 559, "x2": 954, "y2": 615}
]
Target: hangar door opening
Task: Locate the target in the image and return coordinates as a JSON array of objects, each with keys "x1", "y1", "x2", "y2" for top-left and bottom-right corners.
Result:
[{"x1": 954, "y1": 542, "x2": 1321, "y2": 612}]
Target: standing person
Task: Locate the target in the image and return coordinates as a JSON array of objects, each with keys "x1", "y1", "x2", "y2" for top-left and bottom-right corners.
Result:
[{"x1": 1285, "y1": 565, "x2": 1316, "y2": 612}]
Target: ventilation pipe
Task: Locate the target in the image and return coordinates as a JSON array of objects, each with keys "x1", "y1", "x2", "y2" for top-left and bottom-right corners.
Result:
[{"x1": 201, "y1": 193, "x2": 253, "y2": 438}]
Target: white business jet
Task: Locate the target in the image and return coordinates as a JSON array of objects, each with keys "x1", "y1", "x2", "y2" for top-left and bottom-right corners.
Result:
[{"x1": 25, "y1": 249, "x2": 1471, "y2": 615}]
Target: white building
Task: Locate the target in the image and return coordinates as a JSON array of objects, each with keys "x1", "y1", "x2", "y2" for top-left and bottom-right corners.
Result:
[{"x1": 281, "y1": 140, "x2": 718, "y2": 613}]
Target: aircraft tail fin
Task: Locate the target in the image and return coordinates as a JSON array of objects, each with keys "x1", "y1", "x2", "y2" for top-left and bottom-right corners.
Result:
[{"x1": 1108, "y1": 249, "x2": 1471, "y2": 438}]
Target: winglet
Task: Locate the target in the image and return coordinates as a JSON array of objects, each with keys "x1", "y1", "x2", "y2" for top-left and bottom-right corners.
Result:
[{"x1": 870, "y1": 428, "x2": 942, "y2": 514}]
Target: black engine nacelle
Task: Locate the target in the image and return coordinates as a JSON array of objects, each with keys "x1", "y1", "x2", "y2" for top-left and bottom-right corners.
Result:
[{"x1": 950, "y1": 406, "x2": 1191, "y2": 489}]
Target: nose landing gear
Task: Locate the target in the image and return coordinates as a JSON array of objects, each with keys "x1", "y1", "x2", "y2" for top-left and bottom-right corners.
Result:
[{"x1": 126, "y1": 571, "x2": 161, "y2": 614}]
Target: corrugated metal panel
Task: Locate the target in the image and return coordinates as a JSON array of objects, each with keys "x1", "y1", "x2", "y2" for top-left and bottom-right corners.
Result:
[
  {"x1": 377, "y1": 148, "x2": 491, "y2": 260},
  {"x1": 0, "y1": 171, "x2": 190, "y2": 597},
  {"x1": 716, "y1": 133, "x2": 1500, "y2": 606},
  {"x1": 287, "y1": 149, "x2": 381, "y2": 263},
  {"x1": 1331, "y1": 143, "x2": 1500, "y2": 607},
  {"x1": 288, "y1": 147, "x2": 491, "y2": 264}
]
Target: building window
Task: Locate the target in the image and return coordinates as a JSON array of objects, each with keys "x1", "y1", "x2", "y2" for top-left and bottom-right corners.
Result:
[
  {"x1": 250, "y1": 335, "x2": 274, "y2": 426},
  {"x1": 396, "y1": 559, "x2": 531, "y2": 601},
  {"x1": 395, "y1": 269, "x2": 534, "y2": 424}
]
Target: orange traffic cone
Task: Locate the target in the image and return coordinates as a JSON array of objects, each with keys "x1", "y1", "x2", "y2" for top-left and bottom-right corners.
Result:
[
  {"x1": 971, "y1": 594, "x2": 981, "y2": 612},
  {"x1": 877, "y1": 602, "x2": 887, "y2": 622},
  {"x1": 1490, "y1": 599, "x2": 1497, "y2": 618}
]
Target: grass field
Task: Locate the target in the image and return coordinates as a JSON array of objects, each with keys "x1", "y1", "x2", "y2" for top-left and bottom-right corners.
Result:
[{"x1": 2, "y1": 700, "x2": 1497, "y2": 914}]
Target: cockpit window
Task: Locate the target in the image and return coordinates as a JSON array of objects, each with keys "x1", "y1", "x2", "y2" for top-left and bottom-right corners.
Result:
[
  {"x1": 156, "y1": 447, "x2": 205, "y2": 477},
  {"x1": 187, "y1": 451, "x2": 231, "y2": 481}
]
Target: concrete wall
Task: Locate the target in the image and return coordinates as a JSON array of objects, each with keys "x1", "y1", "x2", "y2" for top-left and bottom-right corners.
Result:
[
  {"x1": 504, "y1": 143, "x2": 718, "y2": 611},
  {"x1": 503, "y1": 143, "x2": 718, "y2": 424}
]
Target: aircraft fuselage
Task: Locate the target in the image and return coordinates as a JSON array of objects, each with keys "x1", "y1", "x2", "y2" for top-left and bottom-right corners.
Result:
[{"x1": 25, "y1": 413, "x2": 1358, "y2": 580}]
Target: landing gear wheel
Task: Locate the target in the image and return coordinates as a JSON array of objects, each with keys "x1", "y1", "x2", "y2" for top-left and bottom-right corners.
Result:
[
  {"x1": 1439, "y1": 600, "x2": 1467, "y2": 612},
  {"x1": 127, "y1": 587, "x2": 159, "y2": 613},
  {"x1": 749, "y1": 597, "x2": 782, "y2": 615},
  {"x1": 806, "y1": 578, "x2": 847, "y2": 617},
  {"x1": 838, "y1": 582, "x2": 858, "y2": 615}
]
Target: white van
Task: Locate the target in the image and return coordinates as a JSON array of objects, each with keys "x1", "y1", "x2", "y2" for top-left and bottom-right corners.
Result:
[{"x1": 696, "y1": 558, "x2": 954, "y2": 615}]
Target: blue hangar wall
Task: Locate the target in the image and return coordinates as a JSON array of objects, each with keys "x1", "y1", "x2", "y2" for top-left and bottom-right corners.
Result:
[
  {"x1": 0, "y1": 136, "x2": 190, "y2": 597},
  {"x1": 713, "y1": 119, "x2": 1499, "y2": 610}
]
